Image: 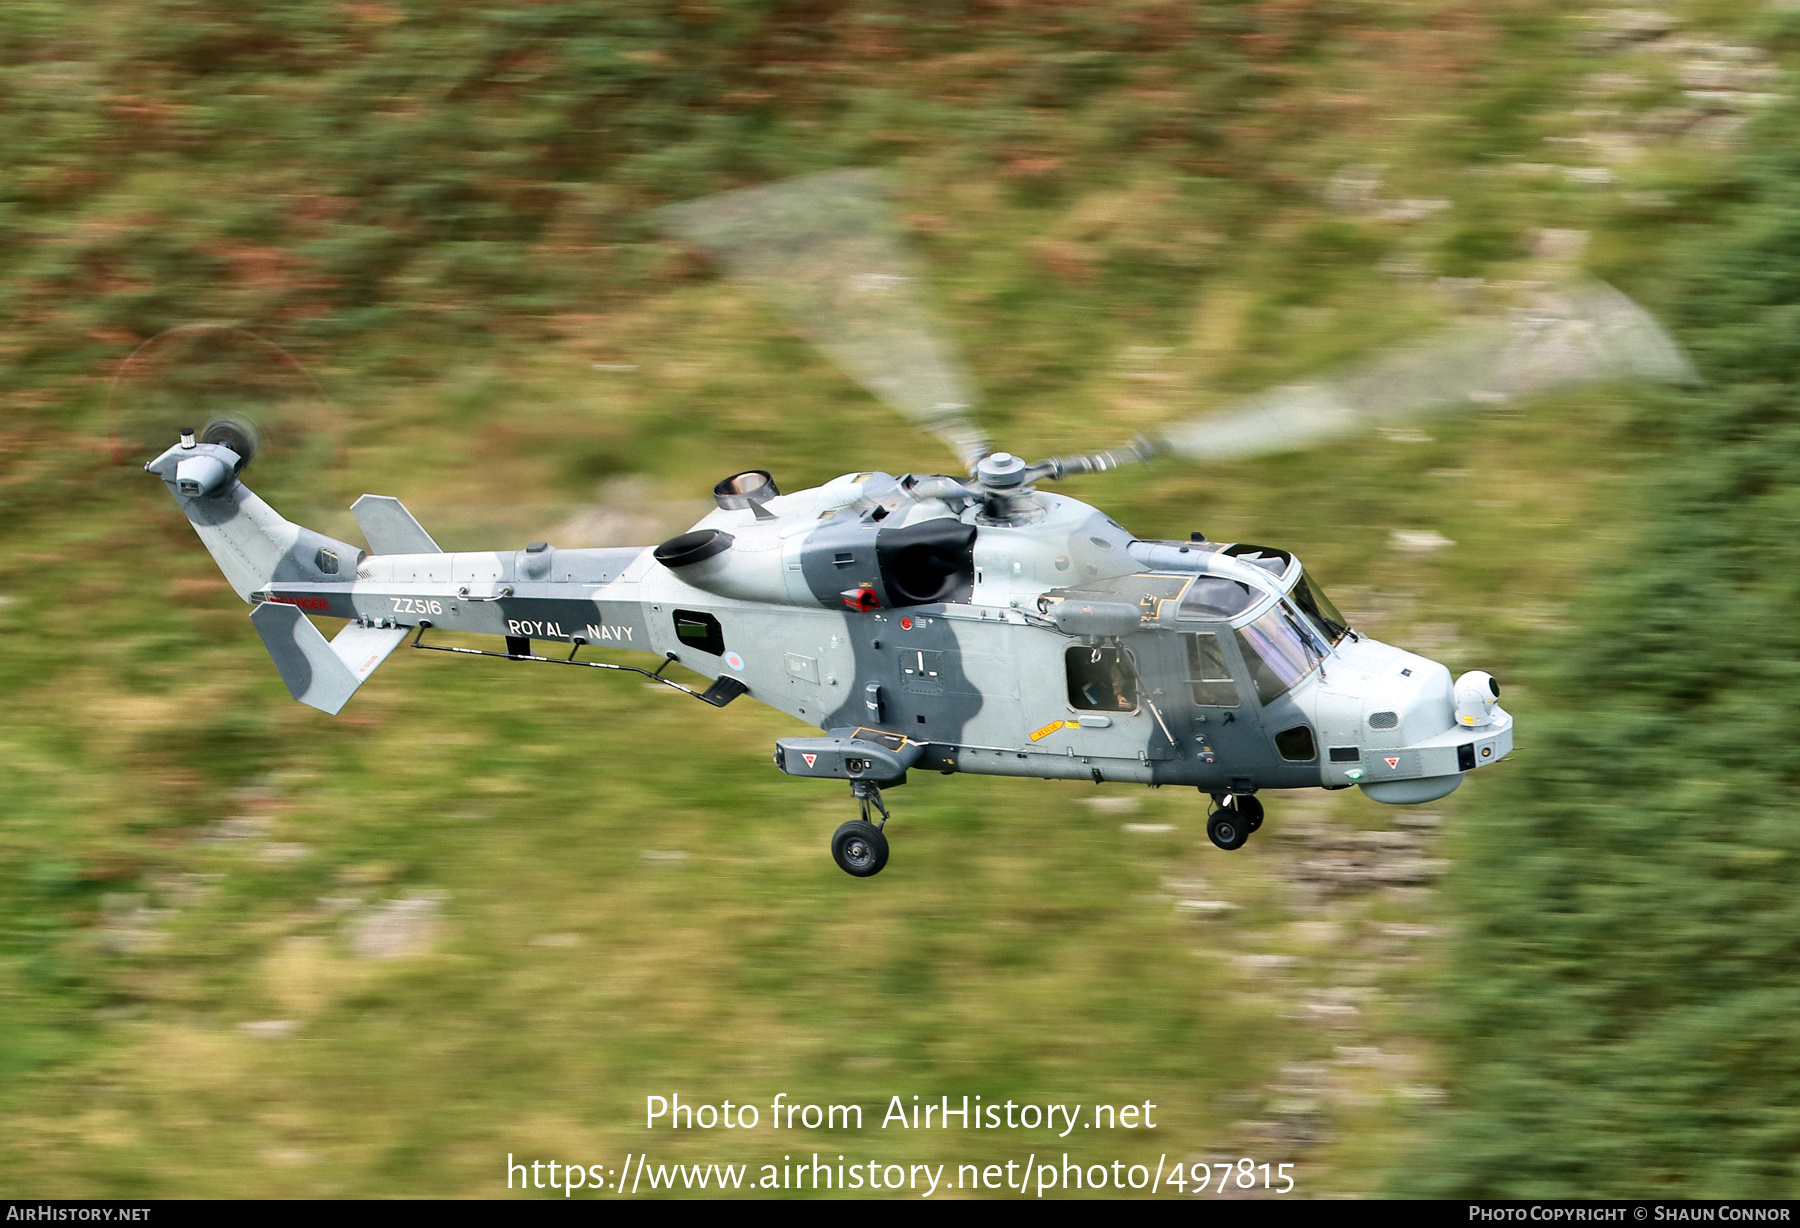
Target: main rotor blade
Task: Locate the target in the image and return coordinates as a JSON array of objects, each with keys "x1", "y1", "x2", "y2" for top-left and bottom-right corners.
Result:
[
  {"x1": 659, "y1": 168, "x2": 991, "y2": 469},
  {"x1": 1159, "y1": 281, "x2": 1695, "y2": 462},
  {"x1": 1028, "y1": 436, "x2": 1160, "y2": 482}
]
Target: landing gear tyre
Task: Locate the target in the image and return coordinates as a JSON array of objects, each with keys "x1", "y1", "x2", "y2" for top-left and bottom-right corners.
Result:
[
  {"x1": 1206, "y1": 810, "x2": 1250, "y2": 851},
  {"x1": 832, "y1": 820, "x2": 890, "y2": 877},
  {"x1": 1236, "y1": 794, "x2": 1265, "y2": 833}
]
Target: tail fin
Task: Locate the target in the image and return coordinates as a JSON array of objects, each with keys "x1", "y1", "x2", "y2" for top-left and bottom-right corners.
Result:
[
  {"x1": 250, "y1": 603, "x2": 409, "y2": 714},
  {"x1": 145, "y1": 440, "x2": 361, "y2": 600},
  {"x1": 351, "y1": 494, "x2": 442, "y2": 554}
]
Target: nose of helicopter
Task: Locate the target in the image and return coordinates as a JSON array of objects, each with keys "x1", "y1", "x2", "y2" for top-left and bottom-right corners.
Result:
[
  {"x1": 1317, "y1": 637, "x2": 1513, "y2": 801},
  {"x1": 1361, "y1": 655, "x2": 1457, "y2": 747}
]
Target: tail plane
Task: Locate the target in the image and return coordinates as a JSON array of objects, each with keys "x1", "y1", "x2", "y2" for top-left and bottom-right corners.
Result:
[{"x1": 249, "y1": 603, "x2": 408, "y2": 714}]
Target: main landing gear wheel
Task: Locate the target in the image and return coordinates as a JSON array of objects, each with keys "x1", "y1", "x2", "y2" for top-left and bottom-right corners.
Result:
[
  {"x1": 832, "y1": 820, "x2": 890, "y2": 877},
  {"x1": 1206, "y1": 794, "x2": 1261, "y2": 851},
  {"x1": 1206, "y1": 811, "x2": 1249, "y2": 851},
  {"x1": 1237, "y1": 794, "x2": 1265, "y2": 833}
]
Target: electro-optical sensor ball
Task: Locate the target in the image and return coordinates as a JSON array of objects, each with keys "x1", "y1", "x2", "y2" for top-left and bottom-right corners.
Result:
[{"x1": 1454, "y1": 670, "x2": 1501, "y2": 727}]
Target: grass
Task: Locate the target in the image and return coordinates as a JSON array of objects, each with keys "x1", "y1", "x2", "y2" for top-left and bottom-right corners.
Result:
[
  {"x1": 0, "y1": 346, "x2": 1674, "y2": 1198},
  {"x1": 0, "y1": 0, "x2": 1782, "y2": 1198}
]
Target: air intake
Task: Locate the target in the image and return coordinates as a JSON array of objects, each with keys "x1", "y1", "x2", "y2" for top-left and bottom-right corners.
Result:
[
  {"x1": 1368, "y1": 710, "x2": 1399, "y2": 731},
  {"x1": 654, "y1": 529, "x2": 734, "y2": 569},
  {"x1": 712, "y1": 470, "x2": 778, "y2": 511}
]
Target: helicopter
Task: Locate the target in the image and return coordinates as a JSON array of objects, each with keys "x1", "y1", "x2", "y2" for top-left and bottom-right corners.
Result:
[{"x1": 134, "y1": 170, "x2": 1691, "y2": 877}]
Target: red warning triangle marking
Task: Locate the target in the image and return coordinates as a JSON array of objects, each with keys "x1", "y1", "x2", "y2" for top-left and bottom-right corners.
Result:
[
  {"x1": 802, "y1": 753, "x2": 817, "y2": 768},
  {"x1": 1384, "y1": 757, "x2": 1400, "y2": 769}
]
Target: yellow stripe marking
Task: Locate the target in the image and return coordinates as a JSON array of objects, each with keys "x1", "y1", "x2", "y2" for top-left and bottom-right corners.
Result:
[{"x1": 1030, "y1": 720, "x2": 1068, "y2": 742}]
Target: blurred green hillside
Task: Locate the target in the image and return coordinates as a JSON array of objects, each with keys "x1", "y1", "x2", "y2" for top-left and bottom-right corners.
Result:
[
  {"x1": 2, "y1": 0, "x2": 1795, "y2": 1198},
  {"x1": 1424, "y1": 87, "x2": 1800, "y2": 1199}
]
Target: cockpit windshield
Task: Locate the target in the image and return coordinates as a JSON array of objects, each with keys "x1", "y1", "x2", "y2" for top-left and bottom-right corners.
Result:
[
  {"x1": 1235, "y1": 606, "x2": 1319, "y2": 705},
  {"x1": 1291, "y1": 569, "x2": 1350, "y2": 643}
]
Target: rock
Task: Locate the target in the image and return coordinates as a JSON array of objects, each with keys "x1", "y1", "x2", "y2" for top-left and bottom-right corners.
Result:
[
  {"x1": 1390, "y1": 529, "x2": 1455, "y2": 553},
  {"x1": 349, "y1": 894, "x2": 444, "y2": 959}
]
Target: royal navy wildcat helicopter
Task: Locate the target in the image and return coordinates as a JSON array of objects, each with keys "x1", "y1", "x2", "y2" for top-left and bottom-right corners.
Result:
[{"x1": 134, "y1": 170, "x2": 1690, "y2": 876}]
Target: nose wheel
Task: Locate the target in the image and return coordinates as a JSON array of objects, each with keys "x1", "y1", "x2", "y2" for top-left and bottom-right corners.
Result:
[
  {"x1": 834, "y1": 780, "x2": 892, "y2": 877},
  {"x1": 1206, "y1": 793, "x2": 1264, "y2": 851},
  {"x1": 832, "y1": 820, "x2": 889, "y2": 876}
]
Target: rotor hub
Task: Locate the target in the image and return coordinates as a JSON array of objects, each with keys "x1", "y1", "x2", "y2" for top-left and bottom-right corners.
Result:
[{"x1": 975, "y1": 451, "x2": 1027, "y2": 488}]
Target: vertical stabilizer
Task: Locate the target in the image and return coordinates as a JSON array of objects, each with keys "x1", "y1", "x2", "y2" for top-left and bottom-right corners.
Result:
[{"x1": 351, "y1": 494, "x2": 442, "y2": 554}]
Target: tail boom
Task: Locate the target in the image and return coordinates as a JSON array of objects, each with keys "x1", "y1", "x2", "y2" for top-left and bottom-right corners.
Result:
[{"x1": 145, "y1": 440, "x2": 361, "y2": 600}]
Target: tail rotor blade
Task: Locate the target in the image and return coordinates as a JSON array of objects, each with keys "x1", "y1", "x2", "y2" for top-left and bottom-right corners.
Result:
[{"x1": 109, "y1": 323, "x2": 348, "y2": 530}]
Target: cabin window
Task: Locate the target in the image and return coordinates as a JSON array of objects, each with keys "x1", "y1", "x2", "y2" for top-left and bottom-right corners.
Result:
[
  {"x1": 672, "y1": 609, "x2": 725, "y2": 657},
  {"x1": 1185, "y1": 633, "x2": 1239, "y2": 707},
  {"x1": 1275, "y1": 725, "x2": 1317, "y2": 762},
  {"x1": 1066, "y1": 646, "x2": 1139, "y2": 712}
]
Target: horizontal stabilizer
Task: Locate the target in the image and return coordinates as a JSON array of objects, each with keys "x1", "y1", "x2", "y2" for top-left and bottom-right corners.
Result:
[
  {"x1": 250, "y1": 602, "x2": 409, "y2": 714},
  {"x1": 351, "y1": 494, "x2": 442, "y2": 555}
]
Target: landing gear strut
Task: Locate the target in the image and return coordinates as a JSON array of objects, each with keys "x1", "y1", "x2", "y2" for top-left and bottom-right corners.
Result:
[
  {"x1": 833, "y1": 780, "x2": 891, "y2": 877},
  {"x1": 1206, "y1": 793, "x2": 1264, "y2": 851}
]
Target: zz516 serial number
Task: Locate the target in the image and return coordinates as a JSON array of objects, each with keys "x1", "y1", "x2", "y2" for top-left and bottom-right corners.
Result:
[{"x1": 392, "y1": 598, "x2": 444, "y2": 616}]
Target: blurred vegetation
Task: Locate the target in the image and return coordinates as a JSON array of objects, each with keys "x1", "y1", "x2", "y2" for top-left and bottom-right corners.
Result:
[
  {"x1": 1, "y1": 0, "x2": 1796, "y2": 1199},
  {"x1": 0, "y1": 0, "x2": 1364, "y2": 386},
  {"x1": 1423, "y1": 89, "x2": 1800, "y2": 1199}
]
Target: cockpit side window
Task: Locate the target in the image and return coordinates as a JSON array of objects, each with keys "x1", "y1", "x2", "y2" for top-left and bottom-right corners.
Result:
[
  {"x1": 1186, "y1": 633, "x2": 1240, "y2": 707},
  {"x1": 1236, "y1": 608, "x2": 1317, "y2": 705},
  {"x1": 1066, "y1": 645, "x2": 1140, "y2": 712}
]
